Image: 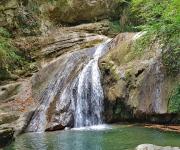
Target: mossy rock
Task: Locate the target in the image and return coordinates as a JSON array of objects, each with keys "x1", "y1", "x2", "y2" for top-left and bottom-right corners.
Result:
[{"x1": 168, "y1": 84, "x2": 180, "y2": 113}]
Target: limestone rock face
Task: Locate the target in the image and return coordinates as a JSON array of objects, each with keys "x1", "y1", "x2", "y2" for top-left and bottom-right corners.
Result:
[
  {"x1": 28, "y1": 0, "x2": 122, "y2": 24},
  {"x1": 0, "y1": 0, "x2": 123, "y2": 34},
  {"x1": 136, "y1": 144, "x2": 180, "y2": 150},
  {"x1": 99, "y1": 32, "x2": 180, "y2": 123},
  {"x1": 13, "y1": 27, "x2": 107, "y2": 66},
  {"x1": 0, "y1": 27, "x2": 109, "y2": 134},
  {"x1": 0, "y1": 0, "x2": 41, "y2": 35},
  {"x1": 0, "y1": 0, "x2": 18, "y2": 28},
  {"x1": 0, "y1": 80, "x2": 35, "y2": 135}
]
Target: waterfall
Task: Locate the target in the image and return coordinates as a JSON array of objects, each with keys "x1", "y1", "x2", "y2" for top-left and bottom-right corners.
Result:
[
  {"x1": 74, "y1": 40, "x2": 110, "y2": 127},
  {"x1": 27, "y1": 39, "x2": 111, "y2": 132}
]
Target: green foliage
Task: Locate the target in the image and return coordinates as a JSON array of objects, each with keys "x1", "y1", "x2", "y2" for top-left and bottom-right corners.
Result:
[
  {"x1": 162, "y1": 44, "x2": 180, "y2": 74},
  {"x1": 131, "y1": 32, "x2": 154, "y2": 58},
  {"x1": 130, "y1": 0, "x2": 169, "y2": 25},
  {"x1": 101, "y1": 62, "x2": 119, "y2": 83},
  {"x1": 0, "y1": 27, "x2": 11, "y2": 38},
  {"x1": 129, "y1": 0, "x2": 180, "y2": 75},
  {"x1": 0, "y1": 35, "x2": 31, "y2": 80},
  {"x1": 16, "y1": 7, "x2": 41, "y2": 36},
  {"x1": 0, "y1": 36, "x2": 24, "y2": 67},
  {"x1": 168, "y1": 84, "x2": 180, "y2": 113},
  {"x1": 110, "y1": 20, "x2": 136, "y2": 33},
  {"x1": 110, "y1": 20, "x2": 121, "y2": 33}
]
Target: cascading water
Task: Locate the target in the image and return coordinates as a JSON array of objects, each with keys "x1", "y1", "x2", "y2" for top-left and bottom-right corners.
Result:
[
  {"x1": 74, "y1": 40, "x2": 110, "y2": 127},
  {"x1": 27, "y1": 39, "x2": 111, "y2": 132}
]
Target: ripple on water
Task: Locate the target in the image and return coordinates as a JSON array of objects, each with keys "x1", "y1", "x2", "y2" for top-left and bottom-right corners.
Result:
[{"x1": 72, "y1": 124, "x2": 112, "y2": 131}]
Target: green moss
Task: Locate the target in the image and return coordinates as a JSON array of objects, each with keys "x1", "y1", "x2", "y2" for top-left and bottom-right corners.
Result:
[
  {"x1": 0, "y1": 28, "x2": 11, "y2": 38},
  {"x1": 168, "y1": 84, "x2": 180, "y2": 113},
  {"x1": 0, "y1": 36, "x2": 22, "y2": 67},
  {"x1": 101, "y1": 61, "x2": 119, "y2": 83},
  {"x1": 129, "y1": 32, "x2": 154, "y2": 59},
  {"x1": 112, "y1": 100, "x2": 133, "y2": 121},
  {"x1": 108, "y1": 41, "x2": 132, "y2": 66},
  {"x1": 16, "y1": 7, "x2": 41, "y2": 36},
  {"x1": 49, "y1": 0, "x2": 71, "y2": 24},
  {"x1": 125, "y1": 71, "x2": 132, "y2": 81},
  {"x1": 109, "y1": 20, "x2": 121, "y2": 33},
  {"x1": 80, "y1": 39, "x2": 103, "y2": 49},
  {"x1": 109, "y1": 19, "x2": 137, "y2": 34},
  {"x1": 0, "y1": 36, "x2": 34, "y2": 80}
]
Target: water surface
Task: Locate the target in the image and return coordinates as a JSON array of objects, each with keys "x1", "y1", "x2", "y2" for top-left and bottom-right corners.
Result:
[{"x1": 5, "y1": 125, "x2": 180, "y2": 150}]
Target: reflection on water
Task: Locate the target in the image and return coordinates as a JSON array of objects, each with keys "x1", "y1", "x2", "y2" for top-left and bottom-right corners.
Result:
[{"x1": 5, "y1": 125, "x2": 180, "y2": 150}]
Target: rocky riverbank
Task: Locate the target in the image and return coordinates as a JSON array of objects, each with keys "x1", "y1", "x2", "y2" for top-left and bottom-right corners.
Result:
[{"x1": 144, "y1": 124, "x2": 180, "y2": 133}]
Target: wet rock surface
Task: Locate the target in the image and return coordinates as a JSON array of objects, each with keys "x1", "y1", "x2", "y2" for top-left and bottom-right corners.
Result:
[
  {"x1": 0, "y1": 22, "x2": 109, "y2": 136},
  {"x1": 26, "y1": 39, "x2": 111, "y2": 132}
]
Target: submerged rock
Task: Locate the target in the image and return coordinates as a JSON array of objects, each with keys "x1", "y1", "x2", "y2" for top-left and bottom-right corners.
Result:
[
  {"x1": 0, "y1": 127, "x2": 14, "y2": 148},
  {"x1": 136, "y1": 144, "x2": 180, "y2": 150},
  {"x1": 144, "y1": 124, "x2": 180, "y2": 133}
]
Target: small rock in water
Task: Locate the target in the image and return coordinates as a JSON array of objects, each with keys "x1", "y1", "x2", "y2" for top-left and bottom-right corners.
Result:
[{"x1": 136, "y1": 144, "x2": 180, "y2": 150}]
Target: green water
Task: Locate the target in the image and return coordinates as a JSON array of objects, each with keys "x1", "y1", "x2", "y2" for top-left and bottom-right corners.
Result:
[{"x1": 5, "y1": 125, "x2": 180, "y2": 150}]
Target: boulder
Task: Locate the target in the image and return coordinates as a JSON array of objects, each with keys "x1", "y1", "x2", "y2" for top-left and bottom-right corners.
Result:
[
  {"x1": 99, "y1": 32, "x2": 180, "y2": 123},
  {"x1": 136, "y1": 144, "x2": 180, "y2": 150},
  {"x1": 26, "y1": 0, "x2": 122, "y2": 25}
]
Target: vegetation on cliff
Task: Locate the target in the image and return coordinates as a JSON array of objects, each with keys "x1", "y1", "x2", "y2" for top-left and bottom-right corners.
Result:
[
  {"x1": 129, "y1": 0, "x2": 180, "y2": 112},
  {"x1": 0, "y1": 27, "x2": 34, "y2": 81},
  {"x1": 107, "y1": 0, "x2": 180, "y2": 76},
  {"x1": 168, "y1": 84, "x2": 180, "y2": 113},
  {"x1": 129, "y1": 0, "x2": 180, "y2": 75}
]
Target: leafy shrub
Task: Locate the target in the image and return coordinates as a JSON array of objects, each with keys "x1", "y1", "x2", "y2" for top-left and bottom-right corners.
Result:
[
  {"x1": 128, "y1": 0, "x2": 180, "y2": 75},
  {"x1": 168, "y1": 84, "x2": 180, "y2": 113},
  {"x1": 0, "y1": 36, "x2": 30, "y2": 80},
  {"x1": 16, "y1": 7, "x2": 41, "y2": 36},
  {"x1": 0, "y1": 36, "x2": 20, "y2": 68},
  {"x1": 0, "y1": 27, "x2": 11, "y2": 38}
]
